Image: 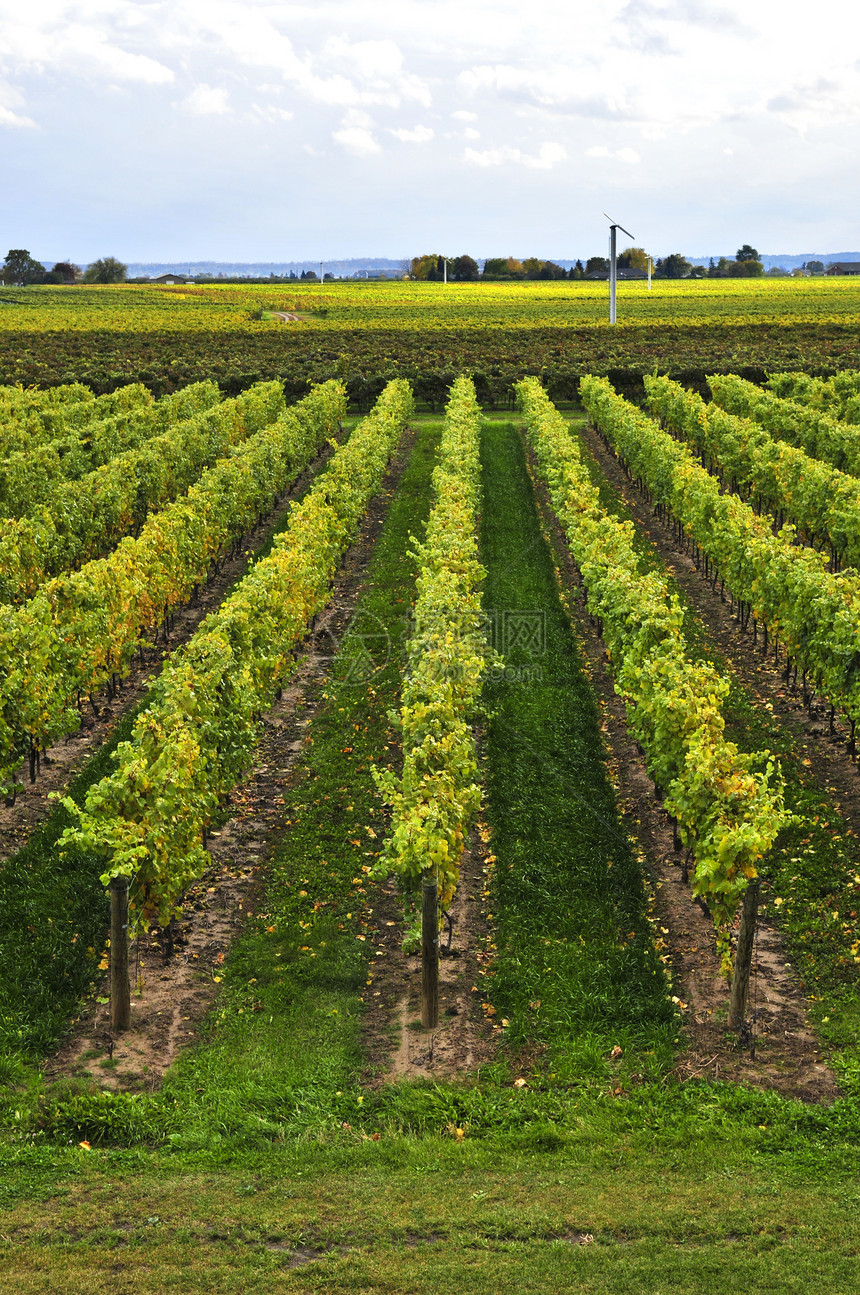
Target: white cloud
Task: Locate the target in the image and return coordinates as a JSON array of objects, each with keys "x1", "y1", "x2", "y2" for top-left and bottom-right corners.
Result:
[
  {"x1": 62, "y1": 28, "x2": 175, "y2": 84},
  {"x1": 388, "y1": 124, "x2": 434, "y2": 143},
  {"x1": 2, "y1": 16, "x2": 174, "y2": 85},
  {"x1": 458, "y1": 63, "x2": 634, "y2": 120},
  {"x1": 763, "y1": 75, "x2": 860, "y2": 133},
  {"x1": 0, "y1": 81, "x2": 35, "y2": 129},
  {"x1": 183, "y1": 84, "x2": 231, "y2": 115},
  {"x1": 586, "y1": 145, "x2": 641, "y2": 163},
  {"x1": 251, "y1": 104, "x2": 295, "y2": 123},
  {"x1": 464, "y1": 141, "x2": 567, "y2": 169},
  {"x1": 333, "y1": 108, "x2": 381, "y2": 156},
  {"x1": 2, "y1": 0, "x2": 860, "y2": 258},
  {"x1": 0, "y1": 104, "x2": 36, "y2": 128}
]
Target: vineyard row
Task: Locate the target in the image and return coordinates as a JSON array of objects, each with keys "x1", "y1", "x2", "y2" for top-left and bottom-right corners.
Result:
[
  {"x1": 0, "y1": 382, "x2": 283, "y2": 604},
  {"x1": 581, "y1": 377, "x2": 860, "y2": 753},
  {"x1": 646, "y1": 376, "x2": 860, "y2": 571},
  {"x1": 0, "y1": 381, "x2": 150, "y2": 453},
  {"x1": 709, "y1": 374, "x2": 860, "y2": 478},
  {"x1": 520, "y1": 379, "x2": 788, "y2": 953},
  {"x1": 374, "y1": 374, "x2": 489, "y2": 917},
  {"x1": 0, "y1": 380, "x2": 344, "y2": 794},
  {"x1": 61, "y1": 379, "x2": 413, "y2": 926}
]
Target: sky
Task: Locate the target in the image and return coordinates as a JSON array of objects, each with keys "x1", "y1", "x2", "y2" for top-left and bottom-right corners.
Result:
[{"x1": 1, "y1": 0, "x2": 859, "y2": 263}]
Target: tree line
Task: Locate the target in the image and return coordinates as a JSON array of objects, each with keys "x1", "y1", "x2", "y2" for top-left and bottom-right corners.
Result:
[
  {"x1": 1, "y1": 251, "x2": 127, "y2": 286},
  {"x1": 411, "y1": 246, "x2": 770, "y2": 281}
]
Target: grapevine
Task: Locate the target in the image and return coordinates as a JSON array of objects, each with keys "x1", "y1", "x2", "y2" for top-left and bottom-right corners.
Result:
[
  {"x1": 582, "y1": 375, "x2": 860, "y2": 764},
  {"x1": 373, "y1": 374, "x2": 490, "y2": 916},
  {"x1": 60, "y1": 379, "x2": 413, "y2": 928},
  {"x1": 0, "y1": 380, "x2": 340, "y2": 793},
  {"x1": 521, "y1": 377, "x2": 789, "y2": 957}
]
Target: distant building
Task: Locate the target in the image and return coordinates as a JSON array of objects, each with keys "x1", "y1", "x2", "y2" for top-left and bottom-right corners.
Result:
[
  {"x1": 826, "y1": 262, "x2": 860, "y2": 276},
  {"x1": 151, "y1": 273, "x2": 190, "y2": 284}
]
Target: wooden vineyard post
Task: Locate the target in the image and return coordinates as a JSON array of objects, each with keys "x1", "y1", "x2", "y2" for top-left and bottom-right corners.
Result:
[
  {"x1": 421, "y1": 869, "x2": 439, "y2": 1029},
  {"x1": 109, "y1": 876, "x2": 131, "y2": 1031},
  {"x1": 728, "y1": 879, "x2": 760, "y2": 1031}
]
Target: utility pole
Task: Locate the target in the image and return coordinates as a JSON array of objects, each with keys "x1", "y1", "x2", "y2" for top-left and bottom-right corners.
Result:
[
  {"x1": 320, "y1": 261, "x2": 324, "y2": 283},
  {"x1": 603, "y1": 214, "x2": 634, "y2": 324},
  {"x1": 648, "y1": 256, "x2": 652, "y2": 291}
]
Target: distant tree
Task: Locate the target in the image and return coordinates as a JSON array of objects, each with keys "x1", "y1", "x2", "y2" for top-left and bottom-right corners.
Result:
[
  {"x1": 656, "y1": 253, "x2": 692, "y2": 279},
  {"x1": 617, "y1": 246, "x2": 650, "y2": 271},
  {"x1": 51, "y1": 261, "x2": 81, "y2": 283},
  {"x1": 521, "y1": 257, "x2": 564, "y2": 280},
  {"x1": 410, "y1": 254, "x2": 442, "y2": 280},
  {"x1": 453, "y1": 254, "x2": 479, "y2": 281},
  {"x1": 300, "y1": 269, "x2": 318, "y2": 280},
  {"x1": 482, "y1": 256, "x2": 524, "y2": 278},
  {"x1": 689, "y1": 264, "x2": 706, "y2": 279},
  {"x1": 481, "y1": 257, "x2": 507, "y2": 277},
  {"x1": 2, "y1": 249, "x2": 46, "y2": 285},
  {"x1": 728, "y1": 257, "x2": 764, "y2": 278},
  {"x1": 83, "y1": 256, "x2": 127, "y2": 284},
  {"x1": 585, "y1": 256, "x2": 609, "y2": 276},
  {"x1": 766, "y1": 265, "x2": 789, "y2": 277},
  {"x1": 736, "y1": 244, "x2": 759, "y2": 262},
  {"x1": 569, "y1": 260, "x2": 585, "y2": 280},
  {"x1": 806, "y1": 260, "x2": 825, "y2": 276}
]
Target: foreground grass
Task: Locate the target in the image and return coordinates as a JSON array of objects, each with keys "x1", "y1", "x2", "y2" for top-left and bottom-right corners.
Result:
[{"x1": 2, "y1": 1126, "x2": 860, "y2": 1293}]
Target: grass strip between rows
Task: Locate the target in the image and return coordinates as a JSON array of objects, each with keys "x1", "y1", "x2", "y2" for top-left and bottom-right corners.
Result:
[{"x1": 478, "y1": 417, "x2": 677, "y2": 1082}]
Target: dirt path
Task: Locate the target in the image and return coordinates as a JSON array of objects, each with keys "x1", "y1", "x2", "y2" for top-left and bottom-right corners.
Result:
[
  {"x1": 527, "y1": 431, "x2": 840, "y2": 1102},
  {"x1": 361, "y1": 809, "x2": 498, "y2": 1087}
]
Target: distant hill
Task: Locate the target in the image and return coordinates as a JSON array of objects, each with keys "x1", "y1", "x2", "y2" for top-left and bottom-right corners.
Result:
[
  {"x1": 121, "y1": 258, "x2": 410, "y2": 280},
  {"x1": 36, "y1": 253, "x2": 860, "y2": 279}
]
